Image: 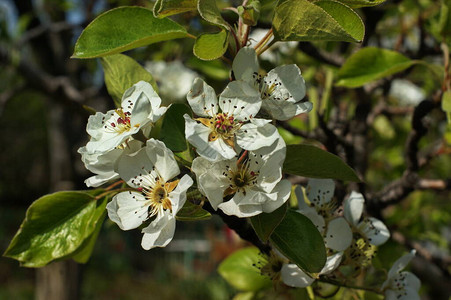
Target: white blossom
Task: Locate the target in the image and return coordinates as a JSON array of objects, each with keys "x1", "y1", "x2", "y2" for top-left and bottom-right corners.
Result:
[
  {"x1": 184, "y1": 78, "x2": 279, "y2": 161},
  {"x1": 281, "y1": 252, "x2": 343, "y2": 288},
  {"x1": 78, "y1": 140, "x2": 142, "y2": 187},
  {"x1": 106, "y1": 139, "x2": 193, "y2": 250},
  {"x1": 191, "y1": 136, "x2": 290, "y2": 217},
  {"x1": 145, "y1": 60, "x2": 198, "y2": 104},
  {"x1": 232, "y1": 47, "x2": 312, "y2": 121},
  {"x1": 381, "y1": 250, "x2": 421, "y2": 300},
  {"x1": 344, "y1": 191, "x2": 390, "y2": 246},
  {"x1": 295, "y1": 179, "x2": 353, "y2": 251},
  {"x1": 85, "y1": 81, "x2": 167, "y2": 154}
]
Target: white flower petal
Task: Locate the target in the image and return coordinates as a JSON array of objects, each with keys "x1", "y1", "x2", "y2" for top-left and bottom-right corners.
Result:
[
  {"x1": 219, "y1": 80, "x2": 261, "y2": 121},
  {"x1": 85, "y1": 82, "x2": 167, "y2": 154},
  {"x1": 86, "y1": 111, "x2": 113, "y2": 139},
  {"x1": 111, "y1": 191, "x2": 149, "y2": 230},
  {"x1": 295, "y1": 186, "x2": 326, "y2": 233},
  {"x1": 266, "y1": 65, "x2": 306, "y2": 102},
  {"x1": 145, "y1": 139, "x2": 180, "y2": 182},
  {"x1": 85, "y1": 172, "x2": 120, "y2": 188},
  {"x1": 324, "y1": 217, "x2": 352, "y2": 251},
  {"x1": 321, "y1": 252, "x2": 343, "y2": 274},
  {"x1": 186, "y1": 78, "x2": 218, "y2": 117},
  {"x1": 236, "y1": 120, "x2": 279, "y2": 151},
  {"x1": 106, "y1": 198, "x2": 126, "y2": 230},
  {"x1": 232, "y1": 47, "x2": 259, "y2": 82},
  {"x1": 141, "y1": 213, "x2": 176, "y2": 249},
  {"x1": 306, "y1": 178, "x2": 335, "y2": 207},
  {"x1": 344, "y1": 191, "x2": 364, "y2": 226},
  {"x1": 262, "y1": 179, "x2": 291, "y2": 213},
  {"x1": 385, "y1": 287, "x2": 420, "y2": 300},
  {"x1": 402, "y1": 271, "x2": 421, "y2": 292},
  {"x1": 281, "y1": 264, "x2": 315, "y2": 288},
  {"x1": 359, "y1": 217, "x2": 390, "y2": 246},
  {"x1": 116, "y1": 147, "x2": 154, "y2": 188},
  {"x1": 245, "y1": 133, "x2": 285, "y2": 193},
  {"x1": 184, "y1": 114, "x2": 235, "y2": 161},
  {"x1": 191, "y1": 157, "x2": 230, "y2": 210},
  {"x1": 170, "y1": 174, "x2": 194, "y2": 214},
  {"x1": 262, "y1": 98, "x2": 312, "y2": 121},
  {"x1": 387, "y1": 250, "x2": 416, "y2": 281}
]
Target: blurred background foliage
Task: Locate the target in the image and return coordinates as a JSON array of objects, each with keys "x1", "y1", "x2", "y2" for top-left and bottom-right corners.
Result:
[{"x1": 0, "y1": 0, "x2": 450, "y2": 299}]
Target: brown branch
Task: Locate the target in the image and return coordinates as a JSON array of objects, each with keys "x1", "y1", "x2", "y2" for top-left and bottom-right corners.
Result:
[
  {"x1": 391, "y1": 230, "x2": 451, "y2": 278},
  {"x1": 15, "y1": 22, "x2": 76, "y2": 47},
  {"x1": 0, "y1": 45, "x2": 94, "y2": 106},
  {"x1": 367, "y1": 99, "x2": 440, "y2": 211},
  {"x1": 202, "y1": 202, "x2": 271, "y2": 254}
]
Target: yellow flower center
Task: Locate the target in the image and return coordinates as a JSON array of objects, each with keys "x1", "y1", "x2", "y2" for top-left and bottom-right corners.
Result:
[
  {"x1": 141, "y1": 179, "x2": 179, "y2": 218},
  {"x1": 224, "y1": 159, "x2": 259, "y2": 196},
  {"x1": 104, "y1": 109, "x2": 139, "y2": 134},
  {"x1": 196, "y1": 113, "x2": 241, "y2": 148}
]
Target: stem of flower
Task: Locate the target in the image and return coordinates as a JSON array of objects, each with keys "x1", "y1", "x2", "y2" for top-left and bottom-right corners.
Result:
[
  {"x1": 254, "y1": 28, "x2": 273, "y2": 53},
  {"x1": 236, "y1": 150, "x2": 248, "y2": 165},
  {"x1": 104, "y1": 180, "x2": 124, "y2": 191},
  {"x1": 94, "y1": 188, "x2": 134, "y2": 201},
  {"x1": 256, "y1": 39, "x2": 276, "y2": 56},
  {"x1": 186, "y1": 33, "x2": 197, "y2": 39}
]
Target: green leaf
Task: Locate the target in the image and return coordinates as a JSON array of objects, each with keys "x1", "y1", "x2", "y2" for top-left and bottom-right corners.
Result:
[
  {"x1": 237, "y1": 0, "x2": 261, "y2": 26},
  {"x1": 193, "y1": 30, "x2": 229, "y2": 61},
  {"x1": 153, "y1": 0, "x2": 197, "y2": 18},
  {"x1": 4, "y1": 191, "x2": 107, "y2": 267},
  {"x1": 442, "y1": 91, "x2": 451, "y2": 124},
  {"x1": 283, "y1": 144, "x2": 360, "y2": 182},
  {"x1": 71, "y1": 211, "x2": 106, "y2": 264},
  {"x1": 272, "y1": 0, "x2": 364, "y2": 43},
  {"x1": 101, "y1": 54, "x2": 158, "y2": 107},
  {"x1": 270, "y1": 210, "x2": 326, "y2": 273},
  {"x1": 335, "y1": 0, "x2": 386, "y2": 8},
  {"x1": 250, "y1": 202, "x2": 287, "y2": 242},
  {"x1": 73, "y1": 6, "x2": 188, "y2": 58},
  {"x1": 442, "y1": 91, "x2": 451, "y2": 112},
  {"x1": 218, "y1": 247, "x2": 272, "y2": 291},
  {"x1": 336, "y1": 47, "x2": 416, "y2": 88},
  {"x1": 160, "y1": 103, "x2": 192, "y2": 152},
  {"x1": 176, "y1": 201, "x2": 211, "y2": 221},
  {"x1": 197, "y1": 0, "x2": 230, "y2": 29}
]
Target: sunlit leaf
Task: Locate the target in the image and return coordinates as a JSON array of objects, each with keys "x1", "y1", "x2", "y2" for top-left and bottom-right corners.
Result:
[
  {"x1": 73, "y1": 7, "x2": 188, "y2": 58},
  {"x1": 336, "y1": 47, "x2": 416, "y2": 88},
  {"x1": 197, "y1": 0, "x2": 230, "y2": 29},
  {"x1": 101, "y1": 54, "x2": 158, "y2": 107},
  {"x1": 193, "y1": 30, "x2": 229, "y2": 61},
  {"x1": 153, "y1": 0, "x2": 197, "y2": 18},
  {"x1": 4, "y1": 190, "x2": 107, "y2": 267},
  {"x1": 218, "y1": 247, "x2": 272, "y2": 291},
  {"x1": 272, "y1": 0, "x2": 364, "y2": 43},
  {"x1": 335, "y1": 0, "x2": 386, "y2": 8},
  {"x1": 71, "y1": 211, "x2": 106, "y2": 264}
]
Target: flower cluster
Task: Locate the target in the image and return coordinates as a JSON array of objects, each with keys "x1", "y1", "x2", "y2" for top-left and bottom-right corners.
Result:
[
  {"x1": 78, "y1": 47, "x2": 421, "y2": 296},
  {"x1": 263, "y1": 178, "x2": 391, "y2": 289},
  {"x1": 79, "y1": 81, "x2": 193, "y2": 249},
  {"x1": 186, "y1": 47, "x2": 312, "y2": 217},
  {"x1": 79, "y1": 48, "x2": 312, "y2": 249}
]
